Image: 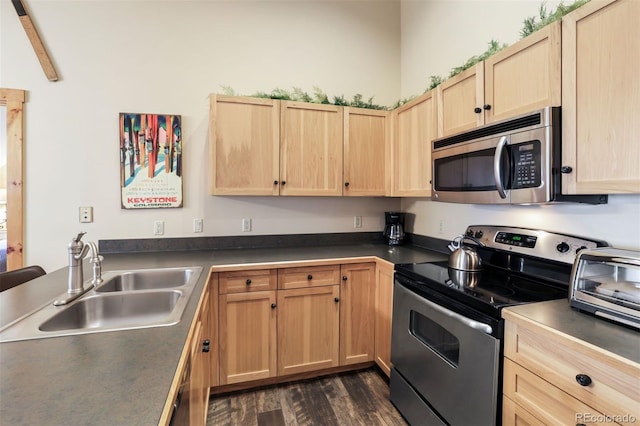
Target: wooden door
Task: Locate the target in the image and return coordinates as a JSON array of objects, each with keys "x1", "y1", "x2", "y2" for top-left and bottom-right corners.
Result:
[
  {"x1": 343, "y1": 108, "x2": 389, "y2": 196},
  {"x1": 277, "y1": 285, "x2": 340, "y2": 375},
  {"x1": 561, "y1": 0, "x2": 640, "y2": 194},
  {"x1": 339, "y1": 263, "x2": 375, "y2": 365},
  {"x1": 437, "y1": 63, "x2": 484, "y2": 136},
  {"x1": 374, "y1": 261, "x2": 394, "y2": 377},
  {"x1": 280, "y1": 101, "x2": 343, "y2": 196},
  {"x1": 484, "y1": 21, "x2": 561, "y2": 123},
  {"x1": 392, "y1": 90, "x2": 438, "y2": 196},
  {"x1": 219, "y1": 290, "x2": 277, "y2": 384},
  {"x1": 209, "y1": 95, "x2": 280, "y2": 195}
]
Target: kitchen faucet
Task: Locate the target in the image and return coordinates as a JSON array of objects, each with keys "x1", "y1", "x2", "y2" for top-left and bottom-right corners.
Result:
[{"x1": 53, "y1": 232, "x2": 101, "y2": 306}]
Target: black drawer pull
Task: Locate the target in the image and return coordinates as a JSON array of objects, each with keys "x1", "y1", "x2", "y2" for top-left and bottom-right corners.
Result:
[
  {"x1": 246, "y1": 279, "x2": 252, "y2": 285},
  {"x1": 334, "y1": 297, "x2": 340, "y2": 303},
  {"x1": 575, "y1": 374, "x2": 592, "y2": 386},
  {"x1": 274, "y1": 180, "x2": 279, "y2": 185},
  {"x1": 561, "y1": 166, "x2": 573, "y2": 174},
  {"x1": 483, "y1": 104, "x2": 491, "y2": 110},
  {"x1": 342, "y1": 276, "x2": 348, "y2": 281},
  {"x1": 474, "y1": 107, "x2": 482, "y2": 114},
  {"x1": 271, "y1": 303, "x2": 277, "y2": 309},
  {"x1": 307, "y1": 274, "x2": 313, "y2": 280}
]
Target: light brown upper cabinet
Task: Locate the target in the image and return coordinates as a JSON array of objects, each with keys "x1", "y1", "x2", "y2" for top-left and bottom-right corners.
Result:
[
  {"x1": 392, "y1": 90, "x2": 438, "y2": 196},
  {"x1": 561, "y1": 0, "x2": 640, "y2": 194},
  {"x1": 280, "y1": 101, "x2": 344, "y2": 196},
  {"x1": 343, "y1": 108, "x2": 389, "y2": 196},
  {"x1": 438, "y1": 21, "x2": 561, "y2": 137},
  {"x1": 209, "y1": 95, "x2": 280, "y2": 195}
]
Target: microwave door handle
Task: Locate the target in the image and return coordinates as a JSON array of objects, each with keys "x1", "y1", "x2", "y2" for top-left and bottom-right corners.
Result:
[{"x1": 494, "y1": 136, "x2": 508, "y2": 199}]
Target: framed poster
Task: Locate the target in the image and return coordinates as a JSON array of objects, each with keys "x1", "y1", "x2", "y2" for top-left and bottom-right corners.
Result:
[{"x1": 119, "y1": 113, "x2": 183, "y2": 209}]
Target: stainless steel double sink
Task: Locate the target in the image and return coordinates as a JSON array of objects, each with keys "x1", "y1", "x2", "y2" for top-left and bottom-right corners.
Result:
[{"x1": 0, "y1": 266, "x2": 203, "y2": 343}]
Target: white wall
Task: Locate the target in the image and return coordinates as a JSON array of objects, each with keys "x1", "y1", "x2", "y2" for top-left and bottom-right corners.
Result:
[
  {"x1": 1, "y1": 1, "x2": 401, "y2": 271},
  {"x1": 400, "y1": 0, "x2": 640, "y2": 250}
]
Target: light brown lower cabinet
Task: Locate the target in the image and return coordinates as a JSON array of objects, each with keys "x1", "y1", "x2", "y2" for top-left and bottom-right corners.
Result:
[
  {"x1": 502, "y1": 310, "x2": 639, "y2": 426},
  {"x1": 277, "y1": 285, "x2": 340, "y2": 375},
  {"x1": 215, "y1": 262, "x2": 378, "y2": 387},
  {"x1": 374, "y1": 260, "x2": 394, "y2": 377},
  {"x1": 218, "y1": 290, "x2": 277, "y2": 385}
]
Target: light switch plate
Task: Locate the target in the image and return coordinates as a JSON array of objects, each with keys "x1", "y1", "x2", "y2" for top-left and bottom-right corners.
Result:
[
  {"x1": 193, "y1": 218, "x2": 203, "y2": 233},
  {"x1": 154, "y1": 220, "x2": 164, "y2": 235}
]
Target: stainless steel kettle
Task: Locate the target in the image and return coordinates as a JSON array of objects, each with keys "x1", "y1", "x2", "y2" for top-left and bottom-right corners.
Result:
[{"x1": 448, "y1": 235, "x2": 485, "y2": 271}]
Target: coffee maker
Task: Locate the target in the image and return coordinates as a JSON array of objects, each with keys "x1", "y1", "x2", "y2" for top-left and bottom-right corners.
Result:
[{"x1": 383, "y1": 212, "x2": 405, "y2": 246}]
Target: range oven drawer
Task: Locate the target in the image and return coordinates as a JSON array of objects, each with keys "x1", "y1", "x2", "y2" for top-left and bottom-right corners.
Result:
[{"x1": 391, "y1": 280, "x2": 500, "y2": 425}]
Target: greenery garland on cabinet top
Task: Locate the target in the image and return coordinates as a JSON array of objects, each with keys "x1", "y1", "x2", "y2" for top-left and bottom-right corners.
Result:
[{"x1": 220, "y1": 0, "x2": 589, "y2": 111}]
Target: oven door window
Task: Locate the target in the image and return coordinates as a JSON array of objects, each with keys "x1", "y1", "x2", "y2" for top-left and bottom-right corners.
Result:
[
  {"x1": 410, "y1": 310, "x2": 460, "y2": 367},
  {"x1": 433, "y1": 147, "x2": 509, "y2": 191}
]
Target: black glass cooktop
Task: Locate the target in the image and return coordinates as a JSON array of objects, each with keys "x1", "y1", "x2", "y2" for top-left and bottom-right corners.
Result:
[{"x1": 395, "y1": 260, "x2": 570, "y2": 319}]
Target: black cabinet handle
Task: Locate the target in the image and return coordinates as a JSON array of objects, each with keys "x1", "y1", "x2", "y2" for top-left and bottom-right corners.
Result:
[
  {"x1": 575, "y1": 374, "x2": 592, "y2": 386},
  {"x1": 561, "y1": 166, "x2": 573, "y2": 174},
  {"x1": 281, "y1": 180, "x2": 286, "y2": 185},
  {"x1": 271, "y1": 303, "x2": 277, "y2": 309},
  {"x1": 342, "y1": 276, "x2": 348, "y2": 281},
  {"x1": 246, "y1": 279, "x2": 252, "y2": 285},
  {"x1": 483, "y1": 104, "x2": 491, "y2": 110},
  {"x1": 474, "y1": 107, "x2": 482, "y2": 114},
  {"x1": 274, "y1": 180, "x2": 279, "y2": 185},
  {"x1": 202, "y1": 339, "x2": 210, "y2": 353},
  {"x1": 576, "y1": 424, "x2": 587, "y2": 426},
  {"x1": 344, "y1": 182, "x2": 350, "y2": 187},
  {"x1": 307, "y1": 274, "x2": 313, "y2": 280},
  {"x1": 334, "y1": 297, "x2": 340, "y2": 303}
]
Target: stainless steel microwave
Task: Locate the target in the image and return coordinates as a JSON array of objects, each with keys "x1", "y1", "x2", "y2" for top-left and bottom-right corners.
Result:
[{"x1": 431, "y1": 107, "x2": 607, "y2": 205}]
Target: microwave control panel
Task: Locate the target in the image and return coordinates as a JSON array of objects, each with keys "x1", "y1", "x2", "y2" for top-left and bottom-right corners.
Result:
[{"x1": 511, "y1": 140, "x2": 541, "y2": 189}]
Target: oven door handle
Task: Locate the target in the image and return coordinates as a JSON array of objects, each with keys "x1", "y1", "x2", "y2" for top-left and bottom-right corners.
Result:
[
  {"x1": 421, "y1": 293, "x2": 493, "y2": 335},
  {"x1": 493, "y1": 135, "x2": 508, "y2": 199}
]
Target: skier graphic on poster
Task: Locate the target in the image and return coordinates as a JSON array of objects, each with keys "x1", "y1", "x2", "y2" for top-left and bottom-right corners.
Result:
[{"x1": 119, "y1": 113, "x2": 183, "y2": 209}]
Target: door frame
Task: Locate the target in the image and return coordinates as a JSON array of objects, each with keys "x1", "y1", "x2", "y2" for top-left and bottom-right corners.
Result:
[{"x1": 1, "y1": 88, "x2": 26, "y2": 270}]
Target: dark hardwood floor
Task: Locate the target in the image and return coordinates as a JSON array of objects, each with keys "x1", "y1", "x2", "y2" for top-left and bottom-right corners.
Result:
[{"x1": 207, "y1": 368, "x2": 408, "y2": 426}]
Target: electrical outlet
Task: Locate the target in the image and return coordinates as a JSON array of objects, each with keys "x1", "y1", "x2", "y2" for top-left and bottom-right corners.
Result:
[
  {"x1": 79, "y1": 207, "x2": 93, "y2": 223},
  {"x1": 354, "y1": 216, "x2": 362, "y2": 228},
  {"x1": 438, "y1": 220, "x2": 445, "y2": 235},
  {"x1": 154, "y1": 220, "x2": 164, "y2": 236},
  {"x1": 242, "y1": 218, "x2": 252, "y2": 232},
  {"x1": 193, "y1": 218, "x2": 203, "y2": 233}
]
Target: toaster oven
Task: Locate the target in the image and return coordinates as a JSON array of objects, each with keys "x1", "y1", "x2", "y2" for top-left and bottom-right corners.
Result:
[{"x1": 569, "y1": 247, "x2": 640, "y2": 329}]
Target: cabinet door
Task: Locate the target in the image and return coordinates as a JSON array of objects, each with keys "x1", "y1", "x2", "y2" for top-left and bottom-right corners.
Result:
[
  {"x1": 209, "y1": 273, "x2": 219, "y2": 388},
  {"x1": 189, "y1": 320, "x2": 207, "y2": 426},
  {"x1": 343, "y1": 107, "x2": 389, "y2": 196},
  {"x1": 437, "y1": 63, "x2": 484, "y2": 136},
  {"x1": 277, "y1": 285, "x2": 340, "y2": 375},
  {"x1": 209, "y1": 95, "x2": 280, "y2": 195},
  {"x1": 484, "y1": 21, "x2": 561, "y2": 123},
  {"x1": 392, "y1": 90, "x2": 437, "y2": 196},
  {"x1": 561, "y1": 0, "x2": 640, "y2": 194},
  {"x1": 374, "y1": 261, "x2": 394, "y2": 377},
  {"x1": 339, "y1": 263, "x2": 375, "y2": 365},
  {"x1": 280, "y1": 101, "x2": 343, "y2": 196},
  {"x1": 219, "y1": 291, "x2": 277, "y2": 384}
]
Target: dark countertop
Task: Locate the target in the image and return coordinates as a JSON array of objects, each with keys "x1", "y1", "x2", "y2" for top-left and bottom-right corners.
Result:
[
  {"x1": 502, "y1": 299, "x2": 640, "y2": 365},
  {"x1": 0, "y1": 243, "x2": 445, "y2": 426}
]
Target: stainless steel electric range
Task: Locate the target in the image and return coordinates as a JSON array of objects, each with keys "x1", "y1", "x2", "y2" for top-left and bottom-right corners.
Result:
[{"x1": 389, "y1": 225, "x2": 607, "y2": 426}]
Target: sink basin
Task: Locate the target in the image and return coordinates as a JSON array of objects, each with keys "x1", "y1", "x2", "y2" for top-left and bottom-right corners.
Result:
[
  {"x1": 96, "y1": 267, "x2": 198, "y2": 292},
  {"x1": 0, "y1": 266, "x2": 203, "y2": 343},
  {"x1": 39, "y1": 291, "x2": 183, "y2": 332}
]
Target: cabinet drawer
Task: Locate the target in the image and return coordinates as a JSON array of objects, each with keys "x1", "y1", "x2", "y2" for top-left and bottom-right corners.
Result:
[
  {"x1": 504, "y1": 319, "x2": 639, "y2": 425},
  {"x1": 278, "y1": 265, "x2": 341, "y2": 289},
  {"x1": 503, "y1": 358, "x2": 611, "y2": 425},
  {"x1": 219, "y1": 269, "x2": 277, "y2": 294}
]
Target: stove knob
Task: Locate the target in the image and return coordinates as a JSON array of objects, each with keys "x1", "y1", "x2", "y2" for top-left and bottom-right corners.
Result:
[
  {"x1": 474, "y1": 230, "x2": 484, "y2": 239},
  {"x1": 556, "y1": 242, "x2": 570, "y2": 253},
  {"x1": 466, "y1": 229, "x2": 474, "y2": 237}
]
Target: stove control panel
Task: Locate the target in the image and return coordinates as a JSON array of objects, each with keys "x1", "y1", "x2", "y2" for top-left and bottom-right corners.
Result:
[{"x1": 464, "y1": 225, "x2": 608, "y2": 264}]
